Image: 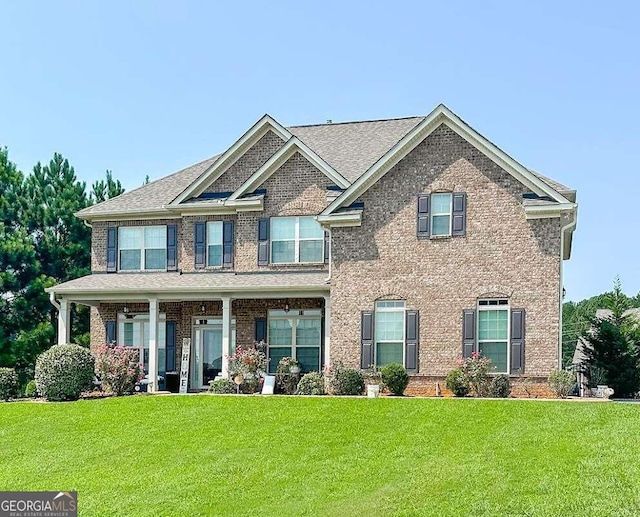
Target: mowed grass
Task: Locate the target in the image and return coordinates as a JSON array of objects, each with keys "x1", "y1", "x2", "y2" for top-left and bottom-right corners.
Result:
[{"x1": 1, "y1": 396, "x2": 640, "y2": 517}]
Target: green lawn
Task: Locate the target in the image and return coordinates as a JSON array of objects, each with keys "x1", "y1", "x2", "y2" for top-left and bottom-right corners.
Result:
[{"x1": 1, "y1": 396, "x2": 640, "y2": 516}]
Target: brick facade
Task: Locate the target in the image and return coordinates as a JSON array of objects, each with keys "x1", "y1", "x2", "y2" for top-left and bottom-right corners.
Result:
[
  {"x1": 85, "y1": 121, "x2": 567, "y2": 396},
  {"x1": 329, "y1": 125, "x2": 561, "y2": 379}
]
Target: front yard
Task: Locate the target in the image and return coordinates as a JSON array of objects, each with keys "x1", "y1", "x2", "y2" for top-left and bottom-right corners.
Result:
[{"x1": 1, "y1": 396, "x2": 639, "y2": 516}]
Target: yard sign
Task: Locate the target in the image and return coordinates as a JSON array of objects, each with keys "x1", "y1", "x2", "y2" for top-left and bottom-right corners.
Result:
[{"x1": 179, "y1": 338, "x2": 191, "y2": 394}]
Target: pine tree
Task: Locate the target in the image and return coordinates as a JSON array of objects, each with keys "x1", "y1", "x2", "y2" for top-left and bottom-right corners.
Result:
[{"x1": 91, "y1": 170, "x2": 124, "y2": 203}]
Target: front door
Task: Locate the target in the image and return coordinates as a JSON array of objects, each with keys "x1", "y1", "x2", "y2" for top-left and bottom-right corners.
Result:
[{"x1": 192, "y1": 318, "x2": 236, "y2": 389}]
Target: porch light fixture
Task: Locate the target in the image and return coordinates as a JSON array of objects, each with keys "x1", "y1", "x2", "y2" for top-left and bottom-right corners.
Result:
[
  {"x1": 200, "y1": 303, "x2": 206, "y2": 314},
  {"x1": 123, "y1": 305, "x2": 129, "y2": 314},
  {"x1": 284, "y1": 302, "x2": 290, "y2": 313}
]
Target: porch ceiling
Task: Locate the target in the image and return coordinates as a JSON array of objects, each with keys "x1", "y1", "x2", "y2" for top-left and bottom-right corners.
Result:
[{"x1": 46, "y1": 271, "x2": 330, "y2": 301}]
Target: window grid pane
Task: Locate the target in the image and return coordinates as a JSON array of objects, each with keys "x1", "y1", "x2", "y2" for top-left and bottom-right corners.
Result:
[
  {"x1": 145, "y1": 249, "x2": 166, "y2": 270},
  {"x1": 208, "y1": 245, "x2": 222, "y2": 266},
  {"x1": 271, "y1": 217, "x2": 296, "y2": 240},
  {"x1": 299, "y1": 217, "x2": 324, "y2": 239},
  {"x1": 297, "y1": 347, "x2": 320, "y2": 372},
  {"x1": 299, "y1": 240, "x2": 323, "y2": 263},
  {"x1": 431, "y1": 193, "x2": 452, "y2": 214},
  {"x1": 296, "y1": 319, "x2": 321, "y2": 346},
  {"x1": 376, "y1": 342, "x2": 403, "y2": 367},
  {"x1": 375, "y1": 310, "x2": 404, "y2": 341},
  {"x1": 119, "y1": 228, "x2": 141, "y2": 249},
  {"x1": 207, "y1": 222, "x2": 223, "y2": 245},
  {"x1": 478, "y1": 310, "x2": 508, "y2": 341},
  {"x1": 268, "y1": 319, "x2": 293, "y2": 346},
  {"x1": 431, "y1": 215, "x2": 450, "y2": 236},
  {"x1": 480, "y1": 341, "x2": 508, "y2": 373},
  {"x1": 144, "y1": 227, "x2": 166, "y2": 248},
  {"x1": 271, "y1": 241, "x2": 295, "y2": 263}
]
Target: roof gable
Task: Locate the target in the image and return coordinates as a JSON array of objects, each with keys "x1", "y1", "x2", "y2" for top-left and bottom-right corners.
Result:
[
  {"x1": 229, "y1": 136, "x2": 350, "y2": 200},
  {"x1": 170, "y1": 115, "x2": 292, "y2": 205},
  {"x1": 321, "y1": 104, "x2": 573, "y2": 217}
]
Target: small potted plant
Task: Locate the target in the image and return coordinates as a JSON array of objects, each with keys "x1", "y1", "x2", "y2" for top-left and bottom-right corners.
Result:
[{"x1": 363, "y1": 367, "x2": 384, "y2": 398}]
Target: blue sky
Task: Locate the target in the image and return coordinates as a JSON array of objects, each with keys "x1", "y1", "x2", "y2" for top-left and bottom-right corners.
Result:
[{"x1": 1, "y1": 0, "x2": 639, "y2": 301}]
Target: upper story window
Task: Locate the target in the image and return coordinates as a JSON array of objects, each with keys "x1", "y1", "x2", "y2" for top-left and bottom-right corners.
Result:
[
  {"x1": 119, "y1": 226, "x2": 167, "y2": 271},
  {"x1": 270, "y1": 216, "x2": 324, "y2": 264},
  {"x1": 431, "y1": 193, "x2": 452, "y2": 236},
  {"x1": 206, "y1": 221, "x2": 223, "y2": 267},
  {"x1": 417, "y1": 192, "x2": 466, "y2": 238}
]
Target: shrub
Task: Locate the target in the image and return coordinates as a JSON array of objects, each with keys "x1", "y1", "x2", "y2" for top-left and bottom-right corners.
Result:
[
  {"x1": 381, "y1": 363, "x2": 409, "y2": 396},
  {"x1": 209, "y1": 378, "x2": 237, "y2": 394},
  {"x1": 0, "y1": 368, "x2": 19, "y2": 401},
  {"x1": 94, "y1": 344, "x2": 142, "y2": 395},
  {"x1": 275, "y1": 357, "x2": 302, "y2": 395},
  {"x1": 490, "y1": 374, "x2": 511, "y2": 398},
  {"x1": 548, "y1": 369, "x2": 576, "y2": 398},
  {"x1": 330, "y1": 363, "x2": 365, "y2": 396},
  {"x1": 35, "y1": 344, "x2": 95, "y2": 401},
  {"x1": 445, "y1": 369, "x2": 469, "y2": 397},
  {"x1": 461, "y1": 353, "x2": 492, "y2": 397},
  {"x1": 24, "y1": 380, "x2": 38, "y2": 398},
  {"x1": 296, "y1": 372, "x2": 325, "y2": 395},
  {"x1": 227, "y1": 346, "x2": 267, "y2": 393}
]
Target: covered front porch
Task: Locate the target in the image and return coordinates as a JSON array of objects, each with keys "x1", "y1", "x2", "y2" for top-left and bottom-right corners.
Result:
[{"x1": 47, "y1": 272, "x2": 331, "y2": 392}]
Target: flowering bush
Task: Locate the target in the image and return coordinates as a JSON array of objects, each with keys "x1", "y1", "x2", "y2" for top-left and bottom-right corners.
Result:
[
  {"x1": 227, "y1": 345, "x2": 267, "y2": 393},
  {"x1": 94, "y1": 344, "x2": 143, "y2": 395},
  {"x1": 459, "y1": 352, "x2": 492, "y2": 397},
  {"x1": 275, "y1": 357, "x2": 302, "y2": 394}
]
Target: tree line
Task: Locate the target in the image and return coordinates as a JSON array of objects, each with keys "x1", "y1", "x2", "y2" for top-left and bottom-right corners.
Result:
[{"x1": 0, "y1": 147, "x2": 123, "y2": 382}]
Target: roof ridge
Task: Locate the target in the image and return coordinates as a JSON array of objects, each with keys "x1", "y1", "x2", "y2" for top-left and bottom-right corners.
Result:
[{"x1": 287, "y1": 115, "x2": 425, "y2": 129}]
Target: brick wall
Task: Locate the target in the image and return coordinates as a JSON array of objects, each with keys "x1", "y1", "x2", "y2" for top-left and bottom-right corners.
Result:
[
  {"x1": 329, "y1": 124, "x2": 561, "y2": 378},
  {"x1": 204, "y1": 130, "x2": 285, "y2": 193}
]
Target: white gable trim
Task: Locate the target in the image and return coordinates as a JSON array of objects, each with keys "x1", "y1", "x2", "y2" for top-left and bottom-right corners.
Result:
[
  {"x1": 321, "y1": 104, "x2": 571, "y2": 216},
  {"x1": 228, "y1": 137, "x2": 350, "y2": 200},
  {"x1": 170, "y1": 115, "x2": 292, "y2": 205}
]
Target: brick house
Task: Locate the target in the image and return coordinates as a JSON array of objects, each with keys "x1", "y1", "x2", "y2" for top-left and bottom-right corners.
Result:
[{"x1": 47, "y1": 104, "x2": 577, "y2": 395}]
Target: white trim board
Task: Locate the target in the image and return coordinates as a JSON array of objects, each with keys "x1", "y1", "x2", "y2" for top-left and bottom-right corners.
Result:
[
  {"x1": 229, "y1": 136, "x2": 350, "y2": 200},
  {"x1": 322, "y1": 104, "x2": 572, "y2": 217},
  {"x1": 170, "y1": 115, "x2": 292, "y2": 205}
]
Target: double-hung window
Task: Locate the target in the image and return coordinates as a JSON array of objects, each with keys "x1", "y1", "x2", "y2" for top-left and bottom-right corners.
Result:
[
  {"x1": 477, "y1": 299, "x2": 509, "y2": 373},
  {"x1": 206, "y1": 221, "x2": 223, "y2": 267},
  {"x1": 267, "y1": 309, "x2": 322, "y2": 373},
  {"x1": 118, "y1": 226, "x2": 167, "y2": 271},
  {"x1": 430, "y1": 193, "x2": 452, "y2": 237},
  {"x1": 270, "y1": 216, "x2": 324, "y2": 264},
  {"x1": 374, "y1": 301, "x2": 405, "y2": 367},
  {"x1": 117, "y1": 313, "x2": 167, "y2": 374}
]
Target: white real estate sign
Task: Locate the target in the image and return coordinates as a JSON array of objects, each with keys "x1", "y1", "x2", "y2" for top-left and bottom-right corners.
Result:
[{"x1": 179, "y1": 338, "x2": 191, "y2": 394}]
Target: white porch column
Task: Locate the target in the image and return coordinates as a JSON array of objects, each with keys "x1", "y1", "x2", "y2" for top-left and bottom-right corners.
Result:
[
  {"x1": 148, "y1": 298, "x2": 159, "y2": 393},
  {"x1": 323, "y1": 295, "x2": 331, "y2": 368},
  {"x1": 57, "y1": 298, "x2": 71, "y2": 345},
  {"x1": 221, "y1": 296, "x2": 232, "y2": 378}
]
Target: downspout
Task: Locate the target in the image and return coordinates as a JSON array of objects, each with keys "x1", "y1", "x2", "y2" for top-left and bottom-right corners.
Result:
[
  {"x1": 325, "y1": 227, "x2": 332, "y2": 283},
  {"x1": 558, "y1": 208, "x2": 577, "y2": 370},
  {"x1": 49, "y1": 291, "x2": 60, "y2": 311}
]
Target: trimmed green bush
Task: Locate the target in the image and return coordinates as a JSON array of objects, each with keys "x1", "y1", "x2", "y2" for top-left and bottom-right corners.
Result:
[
  {"x1": 24, "y1": 380, "x2": 38, "y2": 398},
  {"x1": 331, "y1": 365, "x2": 365, "y2": 396},
  {"x1": 209, "y1": 378, "x2": 237, "y2": 394},
  {"x1": 35, "y1": 344, "x2": 95, "y2": 401},
  {"x1": 296, "y1": 372, "x2": 325, "y2": 395},
  {"x1": 446, "y1": 369, "x2": 469, "y2": 397},
  {"x1": 490, "y1": 374, "x2": 511, "y2": 398},
  {"x1": 381, "y1": 363, "x2": 409, "y2": 396},
  {"x1": 0, "y1": 368, "x2": 19, "y2": 401}
]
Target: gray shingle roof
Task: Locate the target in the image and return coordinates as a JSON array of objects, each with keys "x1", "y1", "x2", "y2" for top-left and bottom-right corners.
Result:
[
  {"x1": 289, "y1": 117, "x2": 424, "y2": 182},
  {"x1": 48, "y1": 271, "x2": 329, "y2": 295},
  {"x1": 77, "y1": 114, "x2": 573, "y2": 219}
]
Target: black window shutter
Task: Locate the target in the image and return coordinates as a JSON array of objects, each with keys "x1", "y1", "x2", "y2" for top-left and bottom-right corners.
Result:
[
  {"x1": 405, "y1": 310, "x2": 419, "y2": 372},
  {"x1": 166, "y1": 321, "x2": 177, "y2": 372},
  {"x1": 105, "y1": 321, "x2": 116, "y2": 344},
  {"x1": 166, "y1": 224, "x2": 177, "y2": 271},
  {"x1": 194, "y1": 222, "x2": 206, "y2": 269},
  {"x1": 452, "y1": 193, "x2": 467, "y2": 236},
  {"x1": 323, "y1": 231, "x2": 330, "y2": 264},
  {"x1": 462, "y1": 309, "x2": 476, "y2": 358},
  {"x1": 361, "y1": 310, "x2": 374, "y2": 369},
  {"x1": 222, "y1": 220, "x2": 234, "y2": 269},
  {"x1": 255, "y1": 317, "x2": 267, "y2": 343},
  {"x1": 257, "y1": 218, "x2": 270, "y2": 266},
  {"x1": 107, "y1": 227, "x2": 118, "y2": 273},
  {"x1": 417, "y1": 195, "x2": 430, "y2": 238},
  {"x1": 510, "y1": 309, "x2": 525, "y2": 374}
]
